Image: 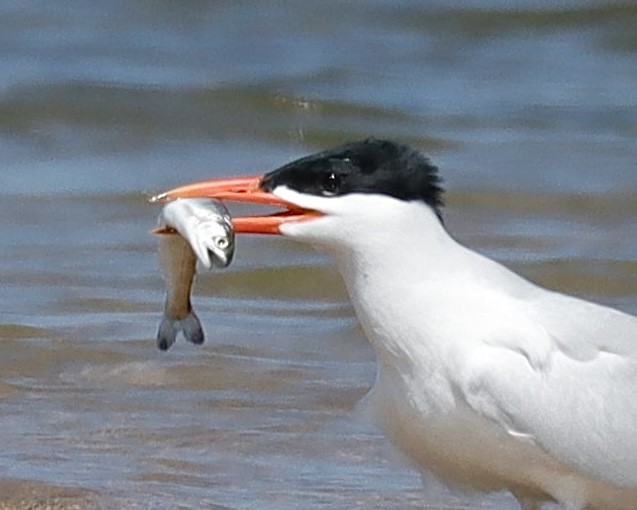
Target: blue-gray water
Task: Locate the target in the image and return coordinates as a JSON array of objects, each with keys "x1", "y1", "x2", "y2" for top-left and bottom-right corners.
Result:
[{"x1": 1, "y1": 1, "x2": 636, "y2": 508}]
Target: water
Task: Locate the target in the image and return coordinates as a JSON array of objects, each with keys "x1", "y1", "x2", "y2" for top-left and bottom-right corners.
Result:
[{"x1": 1, "y1": 1, "x2": 636, "y2": 508}]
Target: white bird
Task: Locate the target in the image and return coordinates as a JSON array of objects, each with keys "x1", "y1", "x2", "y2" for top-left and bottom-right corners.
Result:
[{"x1": 153, "y1": 139, "x2": 637, "y2": 510}]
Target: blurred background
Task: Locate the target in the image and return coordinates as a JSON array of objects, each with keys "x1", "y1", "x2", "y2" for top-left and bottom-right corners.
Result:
[{"x1": 0, "y1": 1, "x2": 636, "y2": 508}]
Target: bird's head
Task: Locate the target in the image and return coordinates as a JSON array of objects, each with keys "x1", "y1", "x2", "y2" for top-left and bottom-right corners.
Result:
[{"x1": 151, "y1": 139, "x2": 445, "y2": 250}]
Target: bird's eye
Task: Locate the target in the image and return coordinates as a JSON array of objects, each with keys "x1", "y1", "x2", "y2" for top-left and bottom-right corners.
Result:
[
  {"x1": 321, "y1": 172, "x2": 342, "y2": 196},
  {"x1": 215, "y1": 237, "x2": 229, "y2": 249}
]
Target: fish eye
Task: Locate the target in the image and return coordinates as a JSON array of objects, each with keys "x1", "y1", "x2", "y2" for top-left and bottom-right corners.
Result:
[
  {"x1": 321, "y1": 171, "x2": 342, "y2": 196},
  {"x1": 215, "y1": 237, "x2": 229, "y2": 249}
]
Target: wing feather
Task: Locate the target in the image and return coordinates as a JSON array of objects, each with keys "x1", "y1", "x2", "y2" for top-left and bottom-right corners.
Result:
[{"x1": 461, "y1": 291, "x2": 637, "y2": 488}]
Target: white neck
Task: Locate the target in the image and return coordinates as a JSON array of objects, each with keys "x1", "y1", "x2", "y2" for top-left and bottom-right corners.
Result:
[
  {"x1": 279, "y1": 191, "x2": 532, "y2": 380},
  {"x1": 327, "y1": 202, "x2": 463, "y2": 371}
]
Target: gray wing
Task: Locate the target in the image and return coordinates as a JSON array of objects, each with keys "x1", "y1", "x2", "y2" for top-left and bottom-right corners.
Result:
[{"x1": 462, "y1": 290, "x2": 637, "y2": 488}]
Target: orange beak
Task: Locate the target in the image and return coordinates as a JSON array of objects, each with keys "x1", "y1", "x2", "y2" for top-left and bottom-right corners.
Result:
[{"x1": 150, "y1": 175, "x2": 320, "y2": 235}]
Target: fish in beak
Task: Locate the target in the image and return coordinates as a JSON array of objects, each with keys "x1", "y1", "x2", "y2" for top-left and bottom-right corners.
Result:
[
  {"x1": 150, "y1": 175, "x2": 321, "y2": 235},
  {"x1": 154, "y1": 198, "x2": 235, "y2": 351}
]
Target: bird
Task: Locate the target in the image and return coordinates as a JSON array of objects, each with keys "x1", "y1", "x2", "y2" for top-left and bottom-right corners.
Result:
[{"x1": 153, "y1": 138, "x2": 637, "y2": 510}]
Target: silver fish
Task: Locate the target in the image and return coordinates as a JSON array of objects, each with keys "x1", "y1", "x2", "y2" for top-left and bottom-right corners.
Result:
[{"x1": 154, "y1": 198, "x2": 234, "y2": 351}]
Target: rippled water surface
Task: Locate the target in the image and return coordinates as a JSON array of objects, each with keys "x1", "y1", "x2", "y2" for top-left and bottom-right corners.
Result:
[{"x1": 1, "y1": 2, "x2": 636, "y2": 508}]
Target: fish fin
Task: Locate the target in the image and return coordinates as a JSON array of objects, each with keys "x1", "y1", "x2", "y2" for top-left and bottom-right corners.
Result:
[
  {"x1": 151, "y1": 226, "x2": 178, "y2": 235},
  {"x1": 156, "y1": 312, "x2": 205, "y2": 351}
]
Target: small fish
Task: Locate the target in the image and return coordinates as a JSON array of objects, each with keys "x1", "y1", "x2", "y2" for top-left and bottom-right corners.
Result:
[{"x1": 154, "y1": 198, "x2": 234, "y2": 351}]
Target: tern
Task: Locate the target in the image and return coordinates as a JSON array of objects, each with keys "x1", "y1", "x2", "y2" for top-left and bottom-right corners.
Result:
[{"x1": 153, "y1": 139, "x2": 637, "y2": 510}]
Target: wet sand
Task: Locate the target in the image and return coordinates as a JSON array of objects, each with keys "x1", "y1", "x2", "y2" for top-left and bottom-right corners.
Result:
[{"x1": 0, "y1": 480, "x2": 96, "y2": 510}]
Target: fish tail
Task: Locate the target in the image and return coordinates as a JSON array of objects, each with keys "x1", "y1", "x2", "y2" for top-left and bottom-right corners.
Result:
[
  {"x1": 180, "y1": 311, "x2": 205, "y2": 345},
  {"x1": 156, "y1": 312, "x2": 205, "y2": 351},
  {"x1": 156, "y1": 316, "x2": 179, "y2": 351}
]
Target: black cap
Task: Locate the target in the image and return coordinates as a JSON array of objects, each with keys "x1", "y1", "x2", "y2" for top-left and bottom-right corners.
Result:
[{"x1": 260, "y1": 138, "x2": 444, "y2": 218}]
